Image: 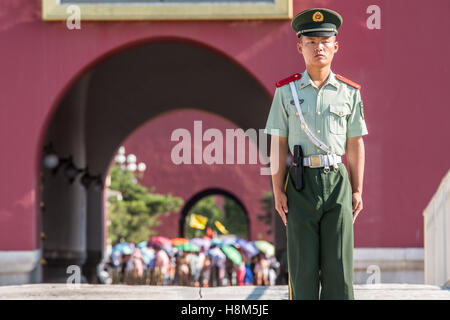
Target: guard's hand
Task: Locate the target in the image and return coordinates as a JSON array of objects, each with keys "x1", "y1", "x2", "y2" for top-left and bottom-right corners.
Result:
[
  {"x1": 274, "y1": 191, "x2": 288, "y2": 226},
  {"x1": 352, "y1": 192, "x2": 363, "y2": 224}
]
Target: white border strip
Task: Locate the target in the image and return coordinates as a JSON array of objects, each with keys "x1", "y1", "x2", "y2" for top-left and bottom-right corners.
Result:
[
  {"x1": 354, "y1": 248, "x2": 424, "y2": 261},
  {"x1": 0, "y1": 250, "x2": 41, "y2": 274}
]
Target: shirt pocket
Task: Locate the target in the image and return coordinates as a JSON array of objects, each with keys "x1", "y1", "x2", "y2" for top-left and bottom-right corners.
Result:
[
  {"x1": 287, "y1": 99, "x2": 310, "y2": 117},
  {"x1": 329, "y1": 104, "x2": 351, "y2": 135}
]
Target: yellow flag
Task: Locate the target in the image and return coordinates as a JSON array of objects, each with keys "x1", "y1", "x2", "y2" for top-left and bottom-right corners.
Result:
[
  {"x1": 189, "y1": 214, "x2": 208, "y2": 230},
  {"x1": 214, "y1": 221, "x2": 229, "y2": 234}
]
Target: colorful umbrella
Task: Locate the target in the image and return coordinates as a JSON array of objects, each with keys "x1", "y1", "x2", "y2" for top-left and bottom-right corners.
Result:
[
  {"x1": 222, "y1": 237, "x2": 238, "y2": 246},
  {"x1": 221, "y1": 245, "x2": 242, "y2": 265},
  {"x1": 211, "y1": 238, "x2": 223, "y2": 246},
  {"x1": 112, "y1": 242, "x2": 126, "y2": 253},
  {"x1": 140, "y1": 247, "x2": 155, "y2": 265},
  {"x1": 253, "y1": 240, "x2": 275, "y2": 257},
  {"x1": 122, "y1": 247, "x2": 134, "y2": 255},
  {"x1": 136, "y1": 241, "x2": 148, "y2": 249},
  {"x1": 148, "y1": 236, "x2": 172, "y2": 255},
  {"x1": 148, "y1": 236, "x2": 172, "y2": 248},
  {"x1": 175, "y1": 242, "x2": 200, "y2": 252},
  {"x1": 236, "y1": 238, "x2": 259, "y2": 257},
  {"x1": 208, "y1": 247, "x2": 226, "y2": 264},
  {"x1": 171, "y1": 238, "x2": 188, "y2": 246},
  {"x1": 189, "y1": 237, "x2": 210, "y2": 251},
  {"x1": 112, "y1": 242, "x2": 134, "y2": 255}
]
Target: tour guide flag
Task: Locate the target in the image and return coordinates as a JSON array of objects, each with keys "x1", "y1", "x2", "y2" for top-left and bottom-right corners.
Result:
[
  {"x1": 189, "y1": 214, "x2": 208, "y2": 230},
  {"x1": 214, "y1": 221, "x2": 229, "y2": 234}
]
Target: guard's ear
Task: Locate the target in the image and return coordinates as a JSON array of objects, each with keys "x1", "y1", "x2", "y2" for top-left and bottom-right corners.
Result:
[
  {"x1": 296, "y1": 41, "x2": 303, "y2": 55},
  {"x1": 333, "y1": 36, "x2": 339, "y2": 52}
]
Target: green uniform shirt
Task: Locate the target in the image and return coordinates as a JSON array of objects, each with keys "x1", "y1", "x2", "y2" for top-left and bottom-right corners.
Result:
[{"x1": 264, "y1": 70, "x2": 368, "y2": 156}]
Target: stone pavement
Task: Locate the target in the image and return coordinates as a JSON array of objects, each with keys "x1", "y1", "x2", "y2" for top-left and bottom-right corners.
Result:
[{"x1": 0, "y1": 284, "x2": 449, "y2": 300}]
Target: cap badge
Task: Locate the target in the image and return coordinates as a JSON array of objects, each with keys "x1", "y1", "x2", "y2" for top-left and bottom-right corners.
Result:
[{"x1": 312, "y1": 11, "x2": 324, "y2": 22}]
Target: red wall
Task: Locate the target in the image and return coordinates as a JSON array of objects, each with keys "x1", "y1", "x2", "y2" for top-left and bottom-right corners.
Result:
[
  {"x1": 118, "y1": 110, "x2": 272, "y2": 240},
  {"x1": 1, "y1": 0, "x2": 449, "y2": 250}
]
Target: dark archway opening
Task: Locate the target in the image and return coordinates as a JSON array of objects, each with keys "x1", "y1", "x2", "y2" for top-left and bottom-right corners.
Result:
[
  {"x1": 179, "y1": 189, "x2": 250, "y2": 239},
  {"x1": 39, "y1": 38, "x2": 272, "y2": 283}
]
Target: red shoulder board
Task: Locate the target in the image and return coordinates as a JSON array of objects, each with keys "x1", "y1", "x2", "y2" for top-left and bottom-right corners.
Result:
[
  {"x1": 336, "y1": 74, "x2": 361, "y2": 89},
  {"x1": 275, "y1": 73, "x2": 301, "y2": 88}
]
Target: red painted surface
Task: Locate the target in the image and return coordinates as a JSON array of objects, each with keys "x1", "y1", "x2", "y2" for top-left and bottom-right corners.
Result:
[
  {"x1": 118, "y1": 110, "x2": 272, "y2": 240},
  {"x1": 1, "y1": 0, "x2": 449, "y2": 250}
]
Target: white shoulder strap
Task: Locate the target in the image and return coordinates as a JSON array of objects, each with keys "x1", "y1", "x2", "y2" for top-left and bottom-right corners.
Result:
[{"x1": 289, "y1": 82, "x2": 332, "y2": 155}]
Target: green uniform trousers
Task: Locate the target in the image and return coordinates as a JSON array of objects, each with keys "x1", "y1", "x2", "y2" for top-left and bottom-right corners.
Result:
[{"x1": 285, "y1": 162, "x2": 354, "y2": 300}]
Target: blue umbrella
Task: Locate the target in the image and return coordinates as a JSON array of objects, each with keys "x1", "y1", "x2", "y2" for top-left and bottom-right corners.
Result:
[
  {"x1": 113, "y1": 242, "x2": 134, "y2": 255},
  {"x1": 137, "y1": 241, "x2": 148, "y2": 249},
  {"x1": 140, "y1": 247, "x2": 155, "y2": 265},
  {"x1": 236, "y1": 238, "x2": 259, "y2": 257},
  {"x1": 121, "y1": 243, "x2": 134, "y2": 255},
  {"x1": 112, "y1": 242, "x2": 126, "y2": 253},
  {"x1": 211, "y1": 238, "x2": 223, "y2": 246}
]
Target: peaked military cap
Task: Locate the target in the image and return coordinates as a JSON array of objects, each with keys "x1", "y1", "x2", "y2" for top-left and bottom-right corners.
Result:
[{"x1": 291, "y1": 8, "x2": 343, "y2": 38}]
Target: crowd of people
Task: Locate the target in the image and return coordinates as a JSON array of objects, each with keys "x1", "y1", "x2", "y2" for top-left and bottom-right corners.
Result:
[{"x1": 103, "y1": 237, "x2": 283, "y2": 287}]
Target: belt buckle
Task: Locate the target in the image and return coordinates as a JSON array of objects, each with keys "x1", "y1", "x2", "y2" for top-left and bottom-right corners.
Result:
[{"x1": 309, "y1": 155, "x2": 322, "y2": 168}]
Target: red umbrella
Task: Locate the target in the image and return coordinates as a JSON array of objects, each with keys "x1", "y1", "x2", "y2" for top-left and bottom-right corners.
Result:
[{"x1": 148, "y1": 236, "x2": 172, "y2": 248}]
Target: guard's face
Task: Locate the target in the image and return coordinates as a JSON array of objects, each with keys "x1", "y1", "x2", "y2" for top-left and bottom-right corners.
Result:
[{"x1": 297, "y1": 36, "x2": 338, "y2": 67}]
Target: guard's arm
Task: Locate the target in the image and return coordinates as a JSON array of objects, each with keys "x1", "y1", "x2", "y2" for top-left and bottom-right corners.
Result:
[
  {"x1": 270, "y1": 135, "x2": 289, "y2": 193},
  {"x1": 346, "y1": 136, "x2": 365, "y2": 193},
  {"x1": 346, "y1": 136, "x2": 365, "y2": 222},
  {"x1": 270, "y1": 135, "x2": 289, "y2": 225}
]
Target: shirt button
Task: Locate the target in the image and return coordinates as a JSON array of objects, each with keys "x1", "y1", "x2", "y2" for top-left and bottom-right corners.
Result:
[
  {"x1": 317, "y1": 149, "x2": 321, "y2": 153},
  {"x1": 317, "y1": 130, "x2": 321, "y2": 134},
  {"x1": 317, "y1": 111, "x2": 321, "y2": 115}
]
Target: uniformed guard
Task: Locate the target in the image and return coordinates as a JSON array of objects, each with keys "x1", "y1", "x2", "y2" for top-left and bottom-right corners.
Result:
[{"x1": 264, "y1": 8, "x2": 368, "y2": 300}]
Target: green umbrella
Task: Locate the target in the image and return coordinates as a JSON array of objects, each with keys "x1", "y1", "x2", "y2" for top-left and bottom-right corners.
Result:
[
  {"x1": 253, "y1": 240, "x2": 275, "y2": 257},
  {"x1": 220, "y1": 245, "x2": 242, "y2": 265},
  {"x1": 175, "y1": 242, "x2": 200, "y2": 252}
]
